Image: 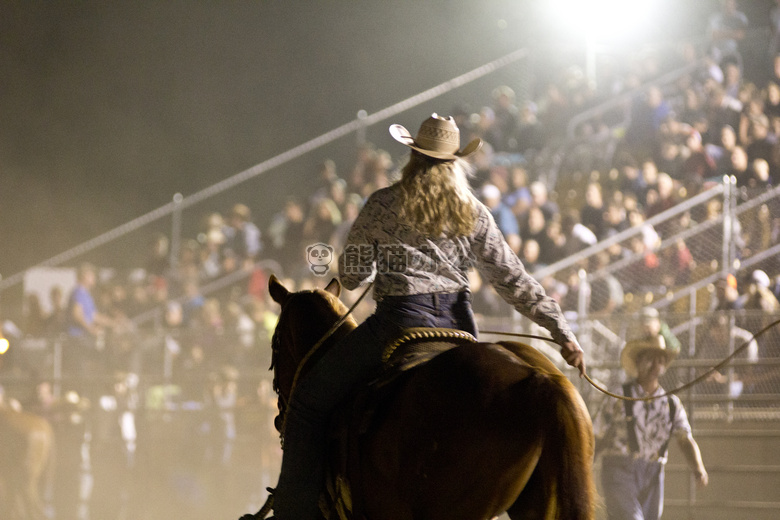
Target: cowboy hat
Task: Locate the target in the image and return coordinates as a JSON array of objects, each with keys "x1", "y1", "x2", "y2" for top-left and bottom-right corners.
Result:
[
  {"x1": 620, "y1": 334, "x2": 678, "y2": 378},
  {"x1": 389, "y1": 113, "x2": 482, "y2": 161}
]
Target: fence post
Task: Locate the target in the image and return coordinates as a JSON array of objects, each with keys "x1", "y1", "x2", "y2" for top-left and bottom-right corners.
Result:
[
  {"x1": 356, "y1": 109, "x2": 368, "y2": 146},
  {"x1": 578, "y1": 269, "x2": 591, "y2": 393},
  {"x1": 687, "y1": 288, "x2": 697, "y2": 516},
  {"x1": 170, "y1": 193, "x2": 184, "y2": 271}
]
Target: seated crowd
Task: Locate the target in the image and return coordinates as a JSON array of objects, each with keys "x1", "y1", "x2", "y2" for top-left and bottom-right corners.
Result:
[{"x1": 4, "y1": 35, "x2": 780, "y2": 407}]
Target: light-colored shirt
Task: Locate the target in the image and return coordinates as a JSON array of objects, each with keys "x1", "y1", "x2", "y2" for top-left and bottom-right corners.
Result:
[
  {"x1": 338, "y1": 184, "x2": 576, "y2": 345},
  {"x1": 594, "y1": 381, "x2": 691, "y2": 462}
]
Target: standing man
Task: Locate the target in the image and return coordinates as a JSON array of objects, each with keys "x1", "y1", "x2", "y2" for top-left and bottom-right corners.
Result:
[
  {"x1": 66, "y1": 263, "x2": 114, "y2": 384},
  {"x1": 594, "y1": 335, "x2": 708, "y2": 520}
]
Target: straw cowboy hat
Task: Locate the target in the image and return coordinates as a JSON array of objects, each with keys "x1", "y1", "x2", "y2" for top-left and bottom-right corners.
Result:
[
  {"x1": 389, "y1": 113, "x2": 482, "y2": 161},
  {"x1": 620, "y1": 334, "x2": 678, "y2": 378}
]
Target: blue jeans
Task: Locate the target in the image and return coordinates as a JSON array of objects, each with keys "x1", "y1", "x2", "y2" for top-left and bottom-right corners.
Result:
[
  {"x1": 272, "y1": 291, "x2": 476, "y2": 520},
  {"x1": 601, "y1": 455, "x2": 665, "y2": 520}
]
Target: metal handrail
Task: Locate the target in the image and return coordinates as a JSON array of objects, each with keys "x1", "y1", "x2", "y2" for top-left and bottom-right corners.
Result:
[
  {"x1": 531, "y1": 181, "x2": 726, "y2": 281},
  {"x1": 0, "y1": 47, "x2": 530, "y2": 294}
]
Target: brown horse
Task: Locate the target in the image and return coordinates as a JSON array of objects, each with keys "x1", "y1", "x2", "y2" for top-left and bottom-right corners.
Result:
[
  {"x1": 0, "y1": 405, "x2": 54, "y2": 520},
  {"x1": 268, "y1": 275, "x2": 595, "y2": 520}
]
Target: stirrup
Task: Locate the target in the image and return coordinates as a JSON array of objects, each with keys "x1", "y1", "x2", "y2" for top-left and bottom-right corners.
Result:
[{"x1": 239, "y1": 487, "x2": 274, "y2": 519}]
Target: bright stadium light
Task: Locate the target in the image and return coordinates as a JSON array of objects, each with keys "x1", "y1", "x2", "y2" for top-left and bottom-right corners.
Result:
[{"x1": 542, "y1": 0, "x2": 663, "y2": 84}]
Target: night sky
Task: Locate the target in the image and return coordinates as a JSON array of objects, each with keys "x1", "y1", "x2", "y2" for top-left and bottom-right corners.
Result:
[{"x1": 0, "y1": 1, "x2": 774, "y2": 282}]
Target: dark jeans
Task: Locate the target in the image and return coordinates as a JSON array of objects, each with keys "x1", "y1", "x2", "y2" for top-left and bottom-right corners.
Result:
[
  {"x1": 272, "y1": 291, "x2": 476, "y2": 520},
  {"x1": 601, "y1": 455, "x2": 665, "y2": 520}
]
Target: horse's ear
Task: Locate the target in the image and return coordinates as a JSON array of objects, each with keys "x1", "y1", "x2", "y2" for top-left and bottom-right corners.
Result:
[
  {"x1": 324, "y1": 277, "x2": 341, "y2": 298},
  {"x1": 268, "y1": 274, "x2": 289, "y2": 304}
]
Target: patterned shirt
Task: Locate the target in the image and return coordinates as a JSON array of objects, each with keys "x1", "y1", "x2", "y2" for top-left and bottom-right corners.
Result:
[
  {"x1": 337, "y1": 184, "x2": 576, "y2": 346},
  {"x1": 593, "y1": 381, "x2": 691, "y2": 462}
]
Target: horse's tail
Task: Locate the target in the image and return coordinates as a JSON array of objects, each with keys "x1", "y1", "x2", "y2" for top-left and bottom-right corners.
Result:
[{"x1": 512, "y1": 372, "x2": 596, "y2": 520}]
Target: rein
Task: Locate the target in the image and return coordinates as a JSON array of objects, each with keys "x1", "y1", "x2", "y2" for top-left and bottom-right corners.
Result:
[
  {"x1": 482, "y1": 316, "x2": 780, "y2": 402},
  {"x1": 277, "y1": 281, "x2": 374, "y2": 438}
]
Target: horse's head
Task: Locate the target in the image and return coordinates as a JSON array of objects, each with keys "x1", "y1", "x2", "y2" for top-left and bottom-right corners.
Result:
[{"x1": 268, "y1": 274, "x2": 358, "y2": 431}]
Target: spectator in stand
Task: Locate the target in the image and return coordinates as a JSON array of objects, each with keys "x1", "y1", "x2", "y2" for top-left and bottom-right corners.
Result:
[
  {"x1": 708, "y1": 0, "x2": 748, "y2": 68},
  {"x1": 728, "y1": 145, "x2": 752, "y2": 186},
  {"x1": 486, "y1": 158, "x2": 511, "y2": 194},
  {"x1": 517, "y1": 101, "x2": 545, "y2": 157},
  {"x1": 722, "y1": 61, "x2": 743, "y2": 99},
  {"x1": 654, "y1": 137, "x2": 684, "y2": 182},
  {"x1": 504, "y1": 161, "x2": 532, "y2": 217},
  {"x1": 200, "y1": 224, "x2": 227, "y2": 280},
  {"x1": 489, "y1": 85, "x2": 520, "y2": 153},
  {"x1": 327, "y1": 178, "x2": 348, "y2": 214},
  {"x1": 746, "y1": 115, "x2": 775, "y2": 164},
  {"x1": 310, "y1": 159, "x2": 340, "y2": 205},
  {"x1": 646, "y1": 172, "x2": 679, "y2": 219},
  {"x1": 520, "y1": 206, "x2": 556, "y2": 265},
  {"x1": 23, "y1": 292, "x2": 47, "y2": 338},
  {"x1": 359, "y1": 149, "x2": 393, "y2": 198},
  {"x1": 559, "y1": 209, "x2": 597, "y2": 258},
  {"x1": 346, "y1": 144, "x2": 374, "y2": 194},
  {"x1": 45, "y1": 285, "x2": 68, "y2": 339},
  {"x1": 480, "y1": 183, "x2": 520, "y2": 245},
  {"x1": 330, "y1": 193, "x2": 363, "y2": 252},
  {"x1": 740, "y1": 269, "x2": 780, "y2": 313},
  {"x1": 660, "y1": 238, "x2": 696, "y2": 287},
  {"x1": 580, "y1": 181, "x2": 606, "y2": 239},
  {"x1": 706, "y1": 124, "x2": 739, "y2": 177},
  {"x1": 705, "y1": 84, "x2": 743, "y2": 139},
  {"x1": 181, "y1": 278, "x2": 205, "y2": 328},
  {"x1": 640, "y1": 159, "x2": 661, "y2": 208},
  {"x1": 678, "y1": 88, "x2": 706, "y2": 127},
  {"x1": 743, "y1": 202, "x2": 774, "y2": 256},
  {"x1": 739, "y1": 97, "x2": 767, "y2": 145},
  {"x1": 602, "y1": 200, "x2": 631, "y2": 240},
  {"x1": 625, "y1": 85, "x2": 672, "y2": 160},
  {"x1": 145, "y1": 232, "x2": 172, "y2": 282},
  {"x1": 616, "y1": 154, "x2": 648, "y2": 204},
  {"x1": 267, "y1": 197, "x2": 307, "y2": 268},
  {"x1": 222, "y1": 203, "x2": 262, "y2": 272},
  {"x1": 743, "y1": 158, "x2": 774, "y2": 190},
  {"x1": 765, "y1": 81, "x2": 780, "y2": 119},
  {"x1": 528, "y1": 180, "x2": 559, "y2": 221},
  {"x1": 681, "y1": 130, "x2": 717, "y2": 195},
  {"x1": 588, "y1": 250, "x2": 625, "y2": 314},
  {"x1": 520, "y1": 238, "x2": 542, "y2": 272},
  {"x1": 302, "y1": 197, "x2": 342, "y2": 246},
  {"x1": 538, "y1": 82, "x2": 570, "y2": 140}
]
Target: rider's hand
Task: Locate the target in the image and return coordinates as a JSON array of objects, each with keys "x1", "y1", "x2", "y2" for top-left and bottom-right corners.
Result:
[{"x1": 560, "y1": 340, "x2": 586, "y2": 376}]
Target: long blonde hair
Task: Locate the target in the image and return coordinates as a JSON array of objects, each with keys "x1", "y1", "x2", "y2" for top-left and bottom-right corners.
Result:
[{"x1": 397, "y1": 152, "x2": 478, "y2": 238}]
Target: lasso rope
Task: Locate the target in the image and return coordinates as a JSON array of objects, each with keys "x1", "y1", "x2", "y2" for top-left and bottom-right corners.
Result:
[{"x1": 482, "y1": 315, "x2": 780, "y2": 402}]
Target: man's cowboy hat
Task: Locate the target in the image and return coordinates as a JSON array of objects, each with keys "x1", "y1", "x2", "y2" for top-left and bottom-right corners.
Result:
[
  {"x1": 389, "y1": 113, "x2": 482, "y2": 161},
  {"x1": 620, "y1": 334, "x2": 678, "y2": 378}
]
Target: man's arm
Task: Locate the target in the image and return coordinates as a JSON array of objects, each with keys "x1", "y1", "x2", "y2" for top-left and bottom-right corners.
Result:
[{"x1": 676, "y1": 432, "x2": 709, "y2": 486}]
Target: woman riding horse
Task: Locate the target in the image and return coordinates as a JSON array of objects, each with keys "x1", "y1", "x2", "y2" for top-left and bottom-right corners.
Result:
[{"x1": 269, "y1": 114, "x2": 585, "y2": 520}]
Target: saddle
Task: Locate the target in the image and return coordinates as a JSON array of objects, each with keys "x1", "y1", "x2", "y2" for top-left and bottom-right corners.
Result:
[{"x1": 321, "y1": 327, "x2": 477, "y2": 520}]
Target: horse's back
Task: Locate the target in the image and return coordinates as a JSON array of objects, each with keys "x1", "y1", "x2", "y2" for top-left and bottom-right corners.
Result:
[{"x1": 356, "y1": 341, "x2": 582, "y2": 520}]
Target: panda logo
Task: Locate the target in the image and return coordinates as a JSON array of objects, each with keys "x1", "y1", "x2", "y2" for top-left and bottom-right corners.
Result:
[{"x1": 307, "y1": 242, "x2": 334, "y2": 276}]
